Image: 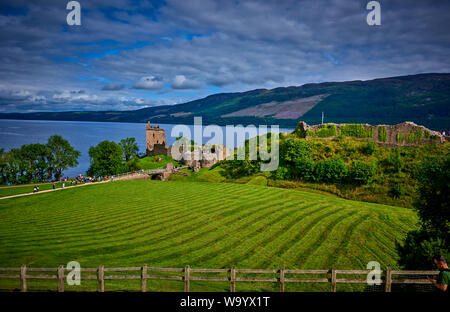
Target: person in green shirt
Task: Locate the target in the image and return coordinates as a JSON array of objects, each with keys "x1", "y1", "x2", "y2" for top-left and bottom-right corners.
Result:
[{"x1": 427, "y1": 255, "x2": 449, "y2": 292}]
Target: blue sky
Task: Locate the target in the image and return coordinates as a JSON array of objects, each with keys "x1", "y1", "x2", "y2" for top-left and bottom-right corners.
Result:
[{"x1": 0, "y1": 0, "x2": 449, "y2": 112}]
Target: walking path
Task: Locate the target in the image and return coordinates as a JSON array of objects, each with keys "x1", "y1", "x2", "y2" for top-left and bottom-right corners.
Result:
[
  {"x1": 0, "y1": 182, "x2": 57, "y2": 189},
  {"x1": 0, "y1": 165, "x2": 188, "y2": 200},
  {"x1": 0, "y1": 180, "x2": 111, "y2": 200}
]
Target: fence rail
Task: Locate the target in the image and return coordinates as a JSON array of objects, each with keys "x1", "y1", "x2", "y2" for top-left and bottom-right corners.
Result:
[{"x1": 0, "y1": 265, "x2": 439, "y2": 292}]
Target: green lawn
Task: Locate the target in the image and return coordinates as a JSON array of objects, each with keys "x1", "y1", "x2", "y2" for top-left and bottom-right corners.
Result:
[
  {"x1": 0, "y1": 180, "x2": 417, "y2": 292},
  {"x1": 137, "y1": 155, "x2": 180, "y2": 170}
]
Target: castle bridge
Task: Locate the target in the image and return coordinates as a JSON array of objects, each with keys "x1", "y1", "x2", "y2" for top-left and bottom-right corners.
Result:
[{"x1": 110, "y1": 164, "x2": 189, "y2": 182}]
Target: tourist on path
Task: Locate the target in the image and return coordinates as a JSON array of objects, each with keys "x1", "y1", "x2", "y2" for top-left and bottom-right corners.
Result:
[{"x1": 427, "y1": 255, "x2": 449, "y2": 292}]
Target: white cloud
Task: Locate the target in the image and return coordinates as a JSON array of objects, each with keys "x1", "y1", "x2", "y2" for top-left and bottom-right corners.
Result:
[
  {"x1": 171, "y1": 75, "x2": 201, "y2": 89},
  {"x1": 132, "y1": 76, "x2": 164, "y2": 90}
]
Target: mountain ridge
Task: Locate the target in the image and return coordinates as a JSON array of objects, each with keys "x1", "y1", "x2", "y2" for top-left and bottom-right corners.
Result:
[{"x1": 1, "y1": 73, "x2": 449, "y2": 130}]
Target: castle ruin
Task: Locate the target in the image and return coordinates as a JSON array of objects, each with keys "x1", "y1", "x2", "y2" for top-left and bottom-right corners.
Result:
[
  {"x1": 145, "y1": 122, "x2": 230, "y2": 170},
  {"x1": 295, "y1": 121, "x2": 446, "y2": 146},
  {"x1": 146, "y1": 122, "x2": 169, "y2": 156}
]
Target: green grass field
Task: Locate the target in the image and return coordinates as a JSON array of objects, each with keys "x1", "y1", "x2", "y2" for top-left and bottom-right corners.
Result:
[{"x1": 0, "y1": 180, "x2": 417, "y2": 292}]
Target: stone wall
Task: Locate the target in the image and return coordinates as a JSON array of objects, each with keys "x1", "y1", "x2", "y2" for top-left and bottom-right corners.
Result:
[{"x1": 295, "y1": 121, "x2": 446, "y2": 147}]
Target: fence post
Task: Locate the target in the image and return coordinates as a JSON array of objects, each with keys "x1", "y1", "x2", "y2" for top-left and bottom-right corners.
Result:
[
  {"x1": 385, "y1": 267, "x2": 392, "y2": 292},
  {"x1": 141, "y1": 264, "x2": 147, "y2": 292},
  {"x1": 98, "y1": 265, "x2": 104, "y2": 292},
  {"x1": 331, "y1": 267, "x2": 336, "y2": 292},
  {"x1": 20, "y1": 265, "x2": 27, "y2": 292},
  {"x1": 280, "y1": 266, "x2": 285, "y2": 292},
  {"x1": 57, "y1": 265, "x2": 64, "y2": 292},
  {"x1": 184, "y1": 265, "x2": 190, "y2": 292},
  {"x1": 230, "y1": 265, "x2": 236, "y2": 292}
]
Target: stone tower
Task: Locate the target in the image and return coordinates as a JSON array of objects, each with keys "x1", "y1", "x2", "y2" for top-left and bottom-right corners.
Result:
[{"x1": 146, "y1": 122, "x2": 168, "y2": 156}]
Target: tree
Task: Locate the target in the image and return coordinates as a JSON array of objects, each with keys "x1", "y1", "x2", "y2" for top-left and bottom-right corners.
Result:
[
  {"x1": 119, "y1": 137, "x2": 139, "y2": 162},
  {"x1": 20, "y1": 143, "x2": 49, "y2": 183},
  {"x1": 413, "y1": 156, "x2": 449, "y2": 231},
  {"x1": 87, "y1": 141, "x2": 125, "y2": 176},
  {"x1": 397, "y1": 155, "x2": 450, "y2": 269},
  {"x1": 47, "y1": 135, "x2": 81, "y2": 181}
]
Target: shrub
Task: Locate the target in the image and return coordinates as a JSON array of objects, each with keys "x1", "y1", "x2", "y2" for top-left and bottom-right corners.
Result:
[
  {"x1": 341, "y1": 124, "x2": 373, "y2": 138},
  {"x1": 349, "y1": 160, "x2": 376, "y2": 185},
  {"x1": 383, "y1": 150, "x2": 402, "y2": 173},
  {"x1": 389, "y1": 181, "x2": 404, "y2": 199},
  {"x1": 272, "y1": 166, "x2": 291, "y2": 180},
  {"x1": 316, "y1": 124, "x2": 337, "y2": 138},
  {"x1": 295, "y1": 157, "x2": 316, "y2": 181},
  {"x1": 314, "y1": 158, "x2": 348, "y2": 183},
  {"x1": 396, "y1": 132, "x2": 404, "y2": 144},
  {"x1": 405, "y1": 129, "x2": 424, "y2": 144},
  {"x1": 281, "y1": 139, "x2": 310, "y2": 162},
  {"x1": 378, "y1": 126, "x2": 387, "y2": 142},
  {"x1": 221, "y1": 159, "x2": 261, "y2": 179},
  {"x1": 364, "y1": 141, "x2": 376, "y2": 155}
]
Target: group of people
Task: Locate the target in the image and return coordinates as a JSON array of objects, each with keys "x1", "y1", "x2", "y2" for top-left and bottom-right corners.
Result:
[
  {"x1": 32, "y1": 175, "x2": 110, "y2": 193},
  {"x1": 73, "y1": 175, "x2": 107, "y2": 184}
]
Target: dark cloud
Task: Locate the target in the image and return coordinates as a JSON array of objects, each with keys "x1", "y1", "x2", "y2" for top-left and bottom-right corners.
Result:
[
  {"x1": 0, "y1": 0, "x2": 449, "y2": 112},
  {"x1": 132, "y1": 76, "x2": 164, "y2": 90},
  {"x1": 101, "y1": 83, "x2": 125, "y2": 91}
]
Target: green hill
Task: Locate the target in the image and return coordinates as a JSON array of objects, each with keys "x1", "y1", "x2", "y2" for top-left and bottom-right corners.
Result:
[
  {"x1": 1, "y1": 73, "x2": 449, "y2": 130},
  {"x1": 0, "y1": 180, "x2": 417, "y2": 292}
]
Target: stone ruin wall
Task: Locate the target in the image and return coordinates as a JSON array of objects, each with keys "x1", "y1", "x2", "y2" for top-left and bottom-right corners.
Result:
[
  {"x1": 174, "y1": 144, "x2": 231, "y2": 171},
  {"x1": 296, "y1": 121, "x2": 446, "y2": 147}
]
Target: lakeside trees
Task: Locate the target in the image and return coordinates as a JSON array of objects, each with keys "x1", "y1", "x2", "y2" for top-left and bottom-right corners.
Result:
[
  {"x1": 87, "y1": 141, "x2": 125, "y2": 177},
  {"x1": 87, "y1": 137, "x2": 142, "y2": 176},
  {"x1": 119, "y1": 137, "x2": 139, "y2": 162},
  {"x1": 0, "y1": 135, "x2": 80, "y2": 184},
  {"x1": 47, "y1": 135, "x2": 81, "y2": 180}
]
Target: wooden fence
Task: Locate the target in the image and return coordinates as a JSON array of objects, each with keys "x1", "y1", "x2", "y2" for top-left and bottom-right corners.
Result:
[{"x1": 0, "y1": 265, "x2": 438, "y2": 292}]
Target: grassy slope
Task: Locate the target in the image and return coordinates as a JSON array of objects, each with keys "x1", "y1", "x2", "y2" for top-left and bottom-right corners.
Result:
[
  {"x1": 136, "y1": 155, "x2": 180, "y2": 170},
  {"x1": 0, "y1": 180, "x2": 417, "y2": 292}
]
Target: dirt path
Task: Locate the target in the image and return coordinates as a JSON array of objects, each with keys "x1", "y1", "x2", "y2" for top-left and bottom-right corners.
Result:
[
  {"x1": 0, "y1": 182, "x2": 58, "y2": 189},
  {"x1": 0, "y1": 180, "x2": 111, "y2": 200}
]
